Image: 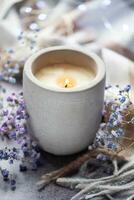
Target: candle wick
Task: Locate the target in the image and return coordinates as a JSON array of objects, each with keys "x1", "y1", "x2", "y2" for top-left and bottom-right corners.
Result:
[{"x1": 64, "y1": 79, "x2": 70, "y2": 88}]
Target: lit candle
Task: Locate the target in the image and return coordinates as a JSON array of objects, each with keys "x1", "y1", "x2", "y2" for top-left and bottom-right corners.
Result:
[
  {"x1": 24, "y1": 47, "x2": 106, "y2": 155},
  {"x1": 35, "y1": 63, "x2": 95, "y2": 90}
]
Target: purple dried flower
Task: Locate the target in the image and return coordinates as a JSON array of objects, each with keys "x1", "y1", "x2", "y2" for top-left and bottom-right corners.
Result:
[
  {"x1": 9, "y1": 159, "x2": 13, "y2": 164},
  {"x1": 97, "y1": 153, "x2": 107, "y2": 161},
  {"x1": 3, "y1": 109, "x2": 9, "y2": 116},
  {"x1": 124, "y1": 84, "x2": 131, "y2": 92},
  {"x1": 1, "y1": 169, "x2": 9, "y2": 181},
  {"x1": 10, "y1": 179, "x2": 16, "y2": 190},
  {"x1": 9, "y1": 131, "x2": 16, "y2": 140},
  {"x1": 0, "y1": 90, "x2": 41, "y2": 190},
  {"x1": 107, "y1": 142, "x2": 117, "y2": 150},
  {"x1": 7, "y1": 96, "x2": 13, "y2": 102},
  {"x1": 116, "y1": 128, "x2": 124, "y2": 136},
  {"x1": 119, "y1": 96, "x2": 126, "y2": 103}
]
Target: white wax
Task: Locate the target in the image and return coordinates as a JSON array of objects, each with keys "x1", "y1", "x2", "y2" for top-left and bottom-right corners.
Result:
[{"x1": 35, "y1": 64, "x2": 95, "y2": 90}]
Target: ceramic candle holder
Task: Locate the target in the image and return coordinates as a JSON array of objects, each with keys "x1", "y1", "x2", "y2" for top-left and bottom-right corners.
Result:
[{"x1": 23, "y1": 46, "x2": 106, "y2": 155}]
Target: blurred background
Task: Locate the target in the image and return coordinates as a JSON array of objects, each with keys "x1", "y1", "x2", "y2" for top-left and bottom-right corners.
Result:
[{"x1": 0, "y1": 0, "x2": 134, "y2": 83}]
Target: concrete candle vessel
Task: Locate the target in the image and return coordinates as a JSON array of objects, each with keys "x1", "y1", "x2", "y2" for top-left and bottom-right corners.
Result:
[{"x1": 23, "y1": 46, "x2": 105, "y2": 155}]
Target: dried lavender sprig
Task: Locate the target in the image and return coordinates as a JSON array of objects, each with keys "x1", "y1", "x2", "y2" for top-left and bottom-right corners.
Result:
[{"x1": 0, "y1": 89, "x2": 41, "y2": 189}]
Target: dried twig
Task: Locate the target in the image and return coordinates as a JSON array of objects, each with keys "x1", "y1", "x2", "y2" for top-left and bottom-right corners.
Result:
[
  {"x1": 56, "y1": 157, "x2": 134, "y2": 200},
  {"x1": 37, "y1": 148, "x2": 125, "y2": 190}
]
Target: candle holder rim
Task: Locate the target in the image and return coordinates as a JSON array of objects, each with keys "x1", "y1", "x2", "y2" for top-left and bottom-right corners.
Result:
[{"x1": 24, "y1": 46, "x2": 106, "y2": 93}]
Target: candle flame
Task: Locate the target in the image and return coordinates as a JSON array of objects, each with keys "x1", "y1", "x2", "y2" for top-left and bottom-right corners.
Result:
[{"x1": 57, "y1": 75, "x2": 76, "y2": 88}]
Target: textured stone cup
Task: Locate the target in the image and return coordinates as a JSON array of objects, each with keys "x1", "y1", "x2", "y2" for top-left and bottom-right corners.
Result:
[{"x1": 23, "y1": 46, "x2": 105, "y2": 155}]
